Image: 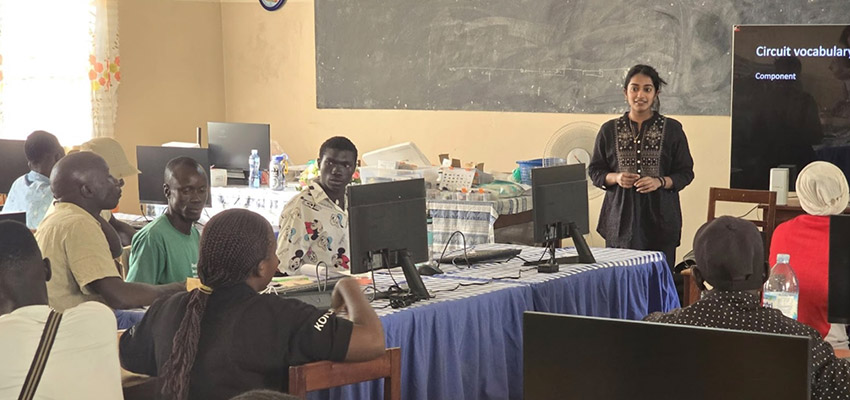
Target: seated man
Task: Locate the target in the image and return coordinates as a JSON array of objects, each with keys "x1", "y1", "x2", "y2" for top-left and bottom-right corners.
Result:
[
  {"x1": 0, "y1": 220, "x2": 123, "y2": 399},
  {"x1": 645, "y1": 216, "x2": 850, "y2": 399},
  {"x1": 127, "y1": 157, "x2": 207, "y2": 284},
  {"x1": 3, "y1": 131, "x2": 65, "y2": 229},
  {"x1": 120, "y1": 209, "x2": 385, "y2": 399},
  {"x1": 770, "y1": 161, "x2": 849, "y2": 348},
  {"x1": 35, "y1": 152, "x2": 184, "y2": 315},
  {"x1": 277, "y1": 137, "x2": 357, "y2": 275},
  {"x1": 78, "y1": 137, "x2": 141, "y2": 247}
]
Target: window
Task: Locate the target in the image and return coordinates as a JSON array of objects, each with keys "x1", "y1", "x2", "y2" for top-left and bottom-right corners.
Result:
[{"x1": 0, "y1": 0, "x2": 118, "y2": 146}]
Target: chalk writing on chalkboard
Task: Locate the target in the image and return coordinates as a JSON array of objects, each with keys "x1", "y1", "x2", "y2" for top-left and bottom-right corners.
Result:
[{"x1": 315, "y1": 0, "x2": 850, "y2": 116}]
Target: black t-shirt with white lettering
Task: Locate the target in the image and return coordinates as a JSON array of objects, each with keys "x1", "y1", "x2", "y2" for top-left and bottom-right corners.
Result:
[{"x1": 119, "y1": 283, "x2": 353, "y2": 399}]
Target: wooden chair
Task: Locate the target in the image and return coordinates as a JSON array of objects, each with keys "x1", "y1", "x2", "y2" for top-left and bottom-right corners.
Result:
[
  {"x1": 680, "y1": 188, "x2": 779, "y2": 306},
  {"x1": 288, "y1": 348, "x2": 401, "y2": 400},
  {"x1": 680, "y1": 268, "x2": 702, "y2": 307},
  {"x1": 706, "y1": 187, "x2": 778, "y2": 256}
]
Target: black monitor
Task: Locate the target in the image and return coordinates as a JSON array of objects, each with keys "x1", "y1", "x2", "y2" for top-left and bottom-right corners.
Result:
[
  {"x1": 829, "y1": 215, "x2": 850, "y2": 323},
  {"x1": 0, "y1": 212, "x2": 26, "y2": 225},
  {"x1": 525, "y1": 163, "x2": 594, "y2": 272},
  {"x1": 136, "y1": 146, "x2": 212, "y2": 207},
  {"x1": 0, "y1": 139, "x2": 30, "y2": 195},
  {"x1": 207, "y1": 122, "x2": 271, "y2": 173},
  {"x1": 347, "y1": 178, "x2": 430, "y2": 300},
  {"x1": 731, "y1": 25, "x2": 850, "y2": 190},
  {"x1": 523, "y1": 312, "x2": 811, "y2": 400}
]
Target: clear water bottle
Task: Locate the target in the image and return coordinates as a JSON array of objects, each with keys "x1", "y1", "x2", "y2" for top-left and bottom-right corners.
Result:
[
  {"x1": 426, "y1": 210, "x2": 434, "y2": 257},
  {"x1": 248, "y1": 149, "x2": 261, "y2": 188},
  {"x1": 763, "y1": 253, "x2": 799, "y2": 319},
  {"x1": 269, "y1": 154, "x2": 285, "y2": 191}
]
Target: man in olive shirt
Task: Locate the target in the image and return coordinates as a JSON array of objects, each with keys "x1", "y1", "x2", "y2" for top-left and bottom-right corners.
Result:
[
  {"x1": 35, "y1": 152, "x2": 183, "y2": 314},
  {"x1": 127, "y1": 157, "x2": 207, "y2": 284}
]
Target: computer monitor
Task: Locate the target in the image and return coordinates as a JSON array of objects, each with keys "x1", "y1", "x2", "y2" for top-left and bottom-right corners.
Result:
[
  {"x1": 526, "y1": 163, "x2": 594, "y2": 272},
  {"x1": 136, "y1": 146, "x2": 212, "y2": 206},
  {"x1": 0, "y1": 212, "x2": 26, "y2": 225},
  {"x1": 207, "y1": 122, "x2": 271, "y2": 174},
  {"x1": 829, "y1": 215, "x2": 850, "y2": 323},
  {"x1": 347, "y1": 178, "x2": 430, "y2": 300},
  {"x1": 0, "y1": 139, "x2": 30, "y2": 195},
  {"x1": 523, "y1": 312, "x2": 811, "y2": 400}
]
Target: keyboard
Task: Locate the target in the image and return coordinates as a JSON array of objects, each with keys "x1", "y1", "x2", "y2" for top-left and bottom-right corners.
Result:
[
  {"x1": 275, "y1": 276, "x2": 343, "y2": 295},
  {"x1": 272, "y1": 276, "x2": 344, "y2": 310},
  {"x1": 437, "y1": 248, "x2": 523, "y2": 265},
  {"x1": 125, "y1": 220, "x2": 150, "y2": 230}
]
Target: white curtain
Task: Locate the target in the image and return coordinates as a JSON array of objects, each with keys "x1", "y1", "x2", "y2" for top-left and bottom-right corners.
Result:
[
  {"x1": 0, "y1": 0, "x2": 119, "y2": 145},
  {"x1": 90, "y1": 0, "x2": 120, "y2": 139}
]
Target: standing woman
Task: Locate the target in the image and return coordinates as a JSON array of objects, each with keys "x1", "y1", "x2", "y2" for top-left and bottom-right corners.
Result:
[{"x1": 588, "y1": 64, "x2": 695, "y2": 266}]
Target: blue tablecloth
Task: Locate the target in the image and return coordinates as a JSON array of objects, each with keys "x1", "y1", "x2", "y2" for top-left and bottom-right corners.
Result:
[
  {"x1": 438, "y1": 244, "x2": 679, "y2": 319},
  {"x1": 313, "y1": 277, "x2": 533, "y2": 400},
  {"x1": 310, "y1": 244, "x2": 680, "y2": 400}
]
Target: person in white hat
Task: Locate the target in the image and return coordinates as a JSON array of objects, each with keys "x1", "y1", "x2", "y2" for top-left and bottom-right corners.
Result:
[{"x1": 770, "y1": 161, "x2": 850, "y2": 349}]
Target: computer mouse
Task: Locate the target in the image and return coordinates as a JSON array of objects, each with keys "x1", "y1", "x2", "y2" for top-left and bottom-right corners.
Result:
[{"x1": 417, "y1": 263, "x2": 444, "y2": 276}]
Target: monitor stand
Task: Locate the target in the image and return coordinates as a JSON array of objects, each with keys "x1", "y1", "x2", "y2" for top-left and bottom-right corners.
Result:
[
  {"x1": 374, "y1": 249, "x2": 430, "y2": 301},
  {"x1": 523, "y1": 222, "x2": 596, "y2": 273}
]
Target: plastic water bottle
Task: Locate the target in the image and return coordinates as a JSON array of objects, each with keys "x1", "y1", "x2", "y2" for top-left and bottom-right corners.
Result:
[
  {"x1": 269, "y1": 154, "x2": 285, "y2": 190},
  {"x1": 426, "y1": 210, "x2": 434, "y2": 257},
  {"x1": 249, "y1": 149, "x2": 261, "y2": 188},
  {"x1": 763, "y1": 253, "x2": 799, "y2": 319}
]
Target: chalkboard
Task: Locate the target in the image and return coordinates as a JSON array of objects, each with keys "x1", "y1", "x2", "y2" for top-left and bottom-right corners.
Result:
[{"x1": 315, "y1": 0, "x2": 850, "y2": 115}]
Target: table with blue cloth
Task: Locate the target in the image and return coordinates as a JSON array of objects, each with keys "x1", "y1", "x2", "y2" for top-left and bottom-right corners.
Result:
[{"x1": 311, "y1": 244, "x2": 680, "y2": 400}]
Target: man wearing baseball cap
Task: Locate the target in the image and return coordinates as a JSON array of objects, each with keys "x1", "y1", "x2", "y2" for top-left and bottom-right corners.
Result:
[
  {"x1": 79, "y1": 137, "x2": 140, "y2": 248},
  {"x1": 644, "y1": 216, "x2": 850, "y2": 399}
]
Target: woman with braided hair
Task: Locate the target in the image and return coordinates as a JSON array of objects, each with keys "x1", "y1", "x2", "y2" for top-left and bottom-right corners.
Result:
[{"x1": 119, "y1": 209, "x2": 384, "y2": 399}]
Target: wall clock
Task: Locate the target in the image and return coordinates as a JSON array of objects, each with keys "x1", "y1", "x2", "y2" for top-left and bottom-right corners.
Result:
[{"x1": 260, "y1": 0, "x2": 285, "y2": 11}]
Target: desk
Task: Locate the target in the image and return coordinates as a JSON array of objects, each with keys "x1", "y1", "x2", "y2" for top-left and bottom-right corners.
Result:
[
  {"x1": 141, "y1": 186, "x2": 301, "y2": 229},
  {"x1": 774, "y1": 197, "x2": 850, "y2": 225},
  {"x1": 428, "y1": 195, "x2": 532, "y2": 254},
  {"x1": 312, "y1": 244, "x2": 679, "y2": 400},
  {"x1": 140, "y1": 187, "x2": 531, "y2": 248}
]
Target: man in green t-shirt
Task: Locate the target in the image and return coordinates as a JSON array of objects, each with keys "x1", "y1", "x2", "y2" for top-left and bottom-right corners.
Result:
[{"x1": 127, "y1": 157, "x2": 208, "y2": 285}]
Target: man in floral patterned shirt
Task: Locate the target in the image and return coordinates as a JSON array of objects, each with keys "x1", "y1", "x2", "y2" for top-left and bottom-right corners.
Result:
[{"x1": 277, "y1": 137, "x2": 357, "y2": 275}]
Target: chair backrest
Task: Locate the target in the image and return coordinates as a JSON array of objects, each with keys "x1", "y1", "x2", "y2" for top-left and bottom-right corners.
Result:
[
  {"x1": 706, "y1": 187, "x2": 777, "y2": 260},
  {"x1": 288, "y1": 347, "x2": 401, "y2": 400}
]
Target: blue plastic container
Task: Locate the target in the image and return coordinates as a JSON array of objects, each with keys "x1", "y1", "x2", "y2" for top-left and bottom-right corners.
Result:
[{"x1": 516, "y1": 158, "x2": 565, "y2": 184}]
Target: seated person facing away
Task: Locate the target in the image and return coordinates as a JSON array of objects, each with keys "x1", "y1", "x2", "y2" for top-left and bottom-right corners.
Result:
[
  {"x1": 3, "y1": 130, "x2": 65, "y2": 229},
  {"x1": 79, "y1": 136, "x2": 142, "y2": 247},
  {"x1": 277, "y1": 137, "x2": 357, "y2": 275},
  {"x1": 229, "y1": 390, "x2": 300, "y2": 400},
  {"x1": 645, "y1": 216, "x2": 850, "y2": 400},
  {"x1": 128, "y1": 157, "x2": 207, "y2": 284},
  {"x1": 35, "y1": 152, "x2": 184, "y2": 315},
  {"x1": 0, "y1": 220, "x2": 123, "y2": 399},
  {"x1": 120, "y1": 209, "x2": 385, "y2": 400},
  {"x1": 770, "y1": 161, "x2": 850, "y2": 349}
]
